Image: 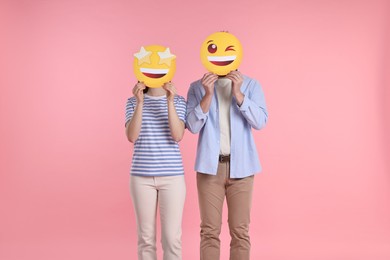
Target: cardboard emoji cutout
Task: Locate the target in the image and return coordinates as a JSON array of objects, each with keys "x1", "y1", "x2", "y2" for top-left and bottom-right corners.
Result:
[
  {"x1": 200, "y1": 32, "x2": 243, "y2": 76},
  {"x1": 133, "y1": 45, "x2": 176, "y2": 88}
]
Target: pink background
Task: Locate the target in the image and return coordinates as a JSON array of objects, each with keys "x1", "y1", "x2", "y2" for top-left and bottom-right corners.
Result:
[{"x1": 1, "y1": 0, "x2": 390, "y2": 259}]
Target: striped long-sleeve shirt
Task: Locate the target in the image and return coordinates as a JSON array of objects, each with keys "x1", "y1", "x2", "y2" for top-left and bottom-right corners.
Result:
[{"x1": 125, "y1": 94, "x2": 186, "y2": 176}]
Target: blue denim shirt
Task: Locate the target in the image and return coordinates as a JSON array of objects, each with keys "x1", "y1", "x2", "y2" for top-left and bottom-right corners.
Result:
[{"x1": 186, "y1": 75, "x2": 268, "y2": 178}]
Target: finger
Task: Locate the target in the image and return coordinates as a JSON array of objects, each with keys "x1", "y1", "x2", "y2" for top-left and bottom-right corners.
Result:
[
  {"x1": 230, "y1": 75, "x2": 239, "y2": 81},
  {"x1": 228, "y1": 73, "x2": 240, "y2": 80},
  {"x1": 138, "y1": 85, "x2": 145, "y2": 92},
  {"x1": 167, "y1": 84, "x2": 174, "y2": 93},
  {"x1": 202, "y1": 75, "x2": 211, "y2": 83},
  {"x1": 208, "y1": 78, "x2": 218, "y2": 86},
  {"x1": 227, "y1": 72, "x2": 239, "y2": 80},
  {"x1": 133, "y1": 85, "x2": 141, "y2": 94},
  {"x1": 137, "y1": 82, "x2": 145, "y2": 90},
  {"x1": 204, "y1": 78, "x2": 216, "y2": 86},
  {"x1": 210, "y1": 74, "x2": 218, "y2": 80},
  {"x1": 206, "y1": 74, "x2": 218, "y2": 82},
  {"x1": 232, "y1": 72, "x2": 242, "y2": 80},
  {"x1": 203, "y1": 73, "x2": 217, "y2": 82},
  {"x1": 132, "y1": 86, "x2": 138, "y2": 95},
  {"x1": 162, "y1": 84, "x2": 172, "y2": 94},
  {"x1": 230, "y1": 71, "x2": 243, "y2": 80},
  {"x1": 163, "y1": 83, "x2": 172, "y2": 91},
  {"x1": 225, "y1": 77, "x2": 238, "y2": 85},
  {"x1": 203, "y1": 72, "x2": 214, "y2": 79},
  {"x1": 164, "y1": 86, "x2": 172, "y2": 94},
  {"x1": 225, "y1": 75, "x2": 234, "y2": 81}
]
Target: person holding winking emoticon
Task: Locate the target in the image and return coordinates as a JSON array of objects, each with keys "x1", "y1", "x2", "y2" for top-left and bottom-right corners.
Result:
[{"x1": 186, "y1": 32, "x2": 268, "y2": 260}]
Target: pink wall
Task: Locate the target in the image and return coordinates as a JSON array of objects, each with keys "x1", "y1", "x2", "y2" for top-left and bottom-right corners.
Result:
[
  {"x1": 385, "y1": 1, "x2": 390, "y2": 177},
  {"x1": 1, "y1": 0, "x2": 389, "y2": 259}
]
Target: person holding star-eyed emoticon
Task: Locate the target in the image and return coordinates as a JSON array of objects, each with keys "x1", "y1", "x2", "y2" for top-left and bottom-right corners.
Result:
[{"x1": 125, "y1": 46, "x2": 187, "y2": 260}]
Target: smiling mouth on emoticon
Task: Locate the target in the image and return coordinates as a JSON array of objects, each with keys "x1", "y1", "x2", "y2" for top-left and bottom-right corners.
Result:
[
  {"x1": 207, "y1": 55, "x2": 237, "y2": 66},
  {"x1": 140, "y1": 68, "x2": 169, "y2": 78}
]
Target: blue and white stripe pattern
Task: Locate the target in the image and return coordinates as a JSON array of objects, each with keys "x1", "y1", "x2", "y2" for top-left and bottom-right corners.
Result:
[{"x1": 125, "y1": 94, "x2": 186, "y2": 176}]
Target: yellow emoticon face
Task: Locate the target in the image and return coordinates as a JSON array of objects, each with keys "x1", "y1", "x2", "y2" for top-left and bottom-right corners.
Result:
[
  {"x1": 133, "y1": 45, "x2": 176, "y2": 88},
  {"x1": 200, "y1": 32, "x2": 243, "y2": 76}
]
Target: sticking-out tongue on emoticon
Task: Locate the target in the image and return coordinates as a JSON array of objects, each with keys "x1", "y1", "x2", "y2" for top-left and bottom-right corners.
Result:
[
  {"x1": 200, "y1": 32, "x2": 243, "y2": 76},
  {"x1": 133, "y1": 45, "x2": 176, "y2": 88}
]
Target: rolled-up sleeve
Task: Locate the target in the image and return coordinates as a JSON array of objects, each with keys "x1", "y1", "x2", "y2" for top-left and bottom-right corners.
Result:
[
  {"x1": 238, "y1": 80, "x2": 268, "y2": 130},
  {"x1": 186, "y1": 83, "x2": 209, "y2": 133},
  {"x1": 125, "y1": 98, "x2": 135, "y2": 127},
  {"x1": 175, "y1": 96, "x2": 187, "y2": 124}
]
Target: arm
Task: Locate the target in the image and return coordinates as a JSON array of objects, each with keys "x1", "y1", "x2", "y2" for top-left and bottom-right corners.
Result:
[
  {"x1": 125, "y1": 82, "x2": 145, "y2": 143},
  {"x1": 167, "y1": 101, "x2": 185, "y2": 142},
  {"x1": 186, "y1": 73, "x2": 217, "y2": 134},
  {"x1": 238, "y1": 81, "x2": 268, "y2": 130},
  {"x1": 163, "y1": 82, "x2": 185, "y2": 142},
  {"x1": 227, "y1": 71, "x2": 268, "y2": 130}
]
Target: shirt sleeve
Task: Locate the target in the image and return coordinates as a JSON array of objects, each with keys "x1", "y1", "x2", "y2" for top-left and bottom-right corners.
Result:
[
  {"x1": 125, "y1": 98, "x2": 135, "y2": 127},
  {"x1": 186, "y1": 83, "x2": 209, "y2": 133},
  {"x1": 237, "y1": 80, "x2": 268, "y2": 130},
  {"x1": 175, "y1": 96, "x2": 187, "y2": 124}
]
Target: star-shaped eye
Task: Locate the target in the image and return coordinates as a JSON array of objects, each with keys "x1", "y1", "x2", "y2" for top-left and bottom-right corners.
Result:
[
  {"x1": 134, "y1": 46, "x2": 152, "y2": 65},
  {"x1": 158, "y1": 48, "x2": 176, "y2": 66}
]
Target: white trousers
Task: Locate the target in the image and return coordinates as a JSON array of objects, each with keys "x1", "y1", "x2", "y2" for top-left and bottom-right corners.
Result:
[{"x1": 130, "y1": 175, "x2": 186, "y2": 260}]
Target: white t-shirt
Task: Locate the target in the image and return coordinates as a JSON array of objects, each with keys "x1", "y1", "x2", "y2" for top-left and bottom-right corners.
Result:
[{"x1": 215, "y1": 78, "x2": 232, "y2": 155}]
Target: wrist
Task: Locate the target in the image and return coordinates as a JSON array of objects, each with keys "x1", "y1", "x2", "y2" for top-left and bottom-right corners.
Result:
[
  {"x1": 235, "y1": 92, "x2": 244, "y2": 106},
  {"x1": 204, "y1": 91, "x2": 214, "y2": 98},
  {"x1": 234, "y1": 90, "x2": 243, "y2": 98}
]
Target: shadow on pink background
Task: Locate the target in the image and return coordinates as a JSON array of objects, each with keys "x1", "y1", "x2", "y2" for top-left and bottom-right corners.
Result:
[{"x1": 1, "y1": 0, "x2": 390, "y2": 259}]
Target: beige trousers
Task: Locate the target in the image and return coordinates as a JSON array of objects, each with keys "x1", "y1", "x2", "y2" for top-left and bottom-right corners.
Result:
[
  {"x1": 130, "y1": 175, "x2": 186, "y2": 260},
  {"x1": 197, "y1": 161, "x2": 254, "y2": 260}
]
